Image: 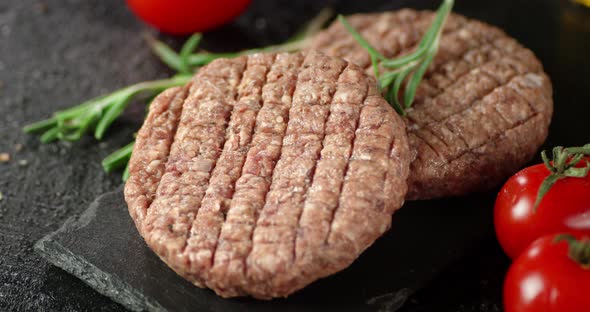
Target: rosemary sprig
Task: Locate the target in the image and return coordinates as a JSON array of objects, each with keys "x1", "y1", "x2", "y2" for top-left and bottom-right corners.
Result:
[
  {"x1": 339, "y1": 0, "x2": 454, "y2": 116},
  {"x1": 23, "y1": 75, "x2": 192, "y2": 143},
  {"x1": 24, "y1": 9, "x2": 333, "y2": 181},
  {"x1": 102, "y1": 141, "x2": 135, "y2": 174},
  {"x1": 148, "y1": 8, "x2": 334, "y2": 74}
]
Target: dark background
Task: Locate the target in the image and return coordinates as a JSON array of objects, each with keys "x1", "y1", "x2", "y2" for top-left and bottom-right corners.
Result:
[{"x1": 1, "y1": 0, "x2": 589, "y2": 311}]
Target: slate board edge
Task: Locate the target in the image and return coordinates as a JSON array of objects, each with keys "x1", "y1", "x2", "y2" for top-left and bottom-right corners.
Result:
[{"x1": 34, "y1": 190, "x2": 165, "y2": 312}]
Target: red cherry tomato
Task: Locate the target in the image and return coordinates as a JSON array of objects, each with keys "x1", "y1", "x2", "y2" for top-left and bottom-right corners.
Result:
[
  {"x1": 494, "y1": 157, "x2": 590, "y2": 259},
  {"x1": 126, "y1": 0, "x2": 252, "y2": 35},
  {"x1": 504, "y1": 233, "x2": 590, "y2": 312}
]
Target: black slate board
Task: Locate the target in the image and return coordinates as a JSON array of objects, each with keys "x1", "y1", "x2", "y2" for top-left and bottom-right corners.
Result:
[{"x1": 35, "y1": 188, "x2": 494, "y2": 312}]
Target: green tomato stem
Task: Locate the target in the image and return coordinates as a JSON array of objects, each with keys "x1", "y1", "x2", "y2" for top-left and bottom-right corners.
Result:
[
  {"x1": 535, "y1": 144, "x2": 590, "y2": 210},
  {"x1": 554, "y1": 234, "x2": 590, "y2": 269}
]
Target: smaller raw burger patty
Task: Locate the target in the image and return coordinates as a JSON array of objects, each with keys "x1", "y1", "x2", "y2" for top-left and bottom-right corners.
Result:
[
  {"x1": 309, "y1": 9, "x2": 553, "y2": 200},
  {"x1": 124, "y1": 51, "x2": 411, "y2": 298}
]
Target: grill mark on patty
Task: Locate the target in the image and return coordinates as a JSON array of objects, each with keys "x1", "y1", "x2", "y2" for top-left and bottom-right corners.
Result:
[
  {"x1": 179, "y1": 59, "x2": 251, "y2": 255},
  {"x1": 507, "y1": 74, "x2": 552, "y2": 115},
  {"x1": 425, "y1": 123, "x2": 456, "y2": 153},
  {"x1": 416, "y1": 37, "x2": 527, "y2": 105},
  {"x1": 443, "y1": 121, "x2": 470, "y2": 152},
  {"x1": 236, "y1": 55, "x2": 303, "y2": 291},
  {"x1": 311, "y1": 9, "x2": 552, "y2": 200},
  {"x1": 184, "y1": 54, "x2": 276, "y2": 282},
  {"x1": 492, "y1": 104, "x2": 512, "y2": 126},
  {"x1": 326, "y1": 91, "x2": 397, "y2": 253},
  {"x1": 244, "y1": 52, "x2": 347, "y2": 296},
  {"x1": 208, "y1": 53, "x2": 304, "y2": 296},
  {"x1": 317, "y1": 10, "x2": 429, "y2": 70},
  {"x1": 313, "y1": 12, "x2": 507, "y2": 97},
  {"x1": 414, "y1": 65, "x2": 522, "y2": 131},
  {"x1": 312, "y1": 11, "x2": 466, "y2": 73},
  {"x1": 417, "y1": 72, "x2": 544, "y2": 165},
  {"x1": 409, "y1": 116, "x2": 548, "y2": 199},
  {"x1": 385, "y1": 122, "x2": 408, "y2": 208},
  {"x1": 320, "y1": 12, "x2": 538, "y2": 117},
  {"x1": 366, "y1": 16, "x2": 468, "y2": 73},
  {"x1": 510, "y1": 85, "x2": 539, "y2": 114},
  {"x1": 362, "y1": 20, "x2": 467, "y2": 79},
  {"x1": 414, "y1": 54, "x2": 534, "y2": 127},
  {"x1": 419, "y1": 45, "x2": 499, "y2": 99},
  {"x1": 412, "y1": 72, "x2": 536, "y2": 159},
  {"x1": 125, "y1": 86, "x2": 190, "y2": 230},
  {"x1": 319, "y1": 80, "x2": 366, "y2": 254},
  {"x1": 409, "y1": 69, "x2": 498, "y2": 126},
  {"x1": 410, "y1": 131, "x2": 443, "y2": 160},
  {"x1": 447, "y1": 112, "x2": 540, "y2": 163},
  {"x1": 289, "y1": 63, "x2": 349, "y2": 264},
  {"x1": 292, "y1": 64, "x2": 367, "y2": 274},
  {"x1": 142, "y1": 57, "x2": 247, "y2": 272}
]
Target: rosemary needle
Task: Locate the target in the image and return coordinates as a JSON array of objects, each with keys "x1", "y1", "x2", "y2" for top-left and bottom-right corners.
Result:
[
  {"x1": 339, "y1": 0, "x2": 454, "y2": 116},
  {"x1": 122, "y1": 161, "x2": 131, "y2": 182},
  {"x1": 24, "y1": 75, "x2": 192, "y2": 142},
  {"x1": 101, "y1": 141, "x2": 135, "y2": 173}
]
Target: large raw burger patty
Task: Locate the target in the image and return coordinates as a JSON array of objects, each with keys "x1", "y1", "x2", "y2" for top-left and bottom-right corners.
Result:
[
  {"x1": 124, "y1": 51, "x2": 411, "y2": 298},
  {"x1": 309, "y1": 9, "x2": 553, "y2": 200}
]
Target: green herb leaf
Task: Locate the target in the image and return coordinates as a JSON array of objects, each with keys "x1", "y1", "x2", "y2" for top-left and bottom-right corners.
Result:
[
  {"x1": 145, "y1": 34, "x2": 184, "y2": 72},
  {"x1": 403, "y1": 47, "x2": 436, "y2": 108},
  {"x1": 24, "y1": 8, "x2": 335, "y2": 179},
  {"x1": 23, "y1": 117, "x2": 58, "y2": 134},
  {"x1": 40, "y1": 127, "x2": 60, "y2": 143},
  {"x1": 151, "y1": 8, "x2": 333, "y2": 74},
  {"x1": 122, "y1": 161, "x2": 131, "y2": 182},
  {"x1": 288, "y1": 8, "x2": 334, "y2": 43},
  {"x1": 179, "y1": 33, "x2": 202, "y2": 74},
  {"x1": 340, "y1": 0, "x2": 454, "y2": 116},
  {"x1": 23, "y1": 75, "x2": 191, "y2": 143},
  {"x1": 390, "y1": 67, "x2": 413, "y2": 115},
  {"x1": 338, "y1": 15, "x2": 386, "y2": 62},
  {"x1": 102, "y1": 141, "x2": 135, "y2": 173}
]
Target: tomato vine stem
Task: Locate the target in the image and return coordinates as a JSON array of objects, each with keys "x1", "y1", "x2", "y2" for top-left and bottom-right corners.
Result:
[
  {"x1": 554, "y1": 234, "x2": 590, "y2": 269},
  {"x1": 535, "y1": 144, "x2": 590, "y2": 210}
]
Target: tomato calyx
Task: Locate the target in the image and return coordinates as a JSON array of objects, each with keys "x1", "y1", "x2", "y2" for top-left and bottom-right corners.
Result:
[
  {"x1": 554, "y1": 234, "x2": 590, "y2": 269},
  {"x1": 534, "y1": 144, "x2": 590, "y2": 210}
]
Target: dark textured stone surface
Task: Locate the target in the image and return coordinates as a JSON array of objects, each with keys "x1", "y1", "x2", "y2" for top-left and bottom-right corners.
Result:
[
  {"x1": 35, "y1": 188, "x2": 493, "y2": 312},
  {"x1": 1, "y1": 0, "x2": 589, "y2": 311}
]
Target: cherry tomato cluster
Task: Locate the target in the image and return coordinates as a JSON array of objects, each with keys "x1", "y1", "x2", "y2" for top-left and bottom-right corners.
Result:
[{"x1": 494, "y1": 145, "x2": 590, "y2": 312}]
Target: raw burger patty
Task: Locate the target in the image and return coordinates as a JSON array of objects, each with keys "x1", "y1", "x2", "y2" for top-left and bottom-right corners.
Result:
[
  {"x1": 124, "y1": 51, "x2": 411, "y2": 298},
  {"x1": 309, "y1": 9, "x2": 553, "y2": 200}
]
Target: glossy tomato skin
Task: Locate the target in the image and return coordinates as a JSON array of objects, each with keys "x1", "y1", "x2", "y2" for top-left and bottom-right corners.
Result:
[
  {"x1": 504, "y1": 234, "x2": 590, "y2": 312},
  {"x1": 494, "y1": 158, "x2": 590, "y2": 259},
  {"x1": 126, "y1": 0, "x2": 252, "y2": 35}
]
